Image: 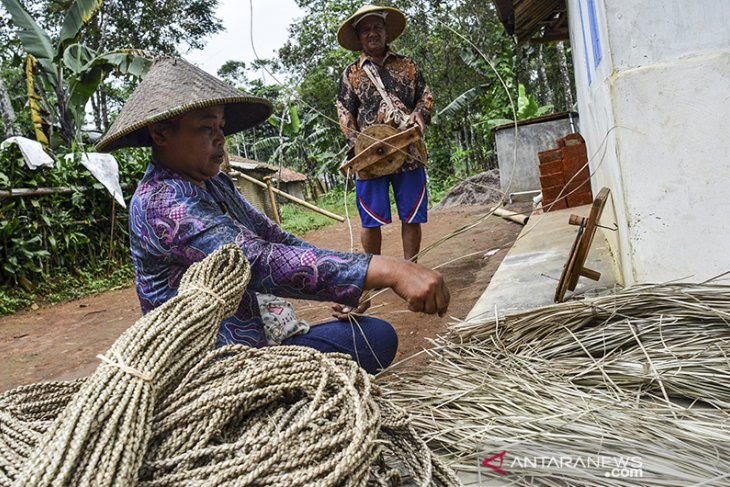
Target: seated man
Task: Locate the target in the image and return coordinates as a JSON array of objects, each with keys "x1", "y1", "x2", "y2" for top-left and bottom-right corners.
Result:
[{"x1": 96, "y1": 57, "x2": 449, "y2": 374}]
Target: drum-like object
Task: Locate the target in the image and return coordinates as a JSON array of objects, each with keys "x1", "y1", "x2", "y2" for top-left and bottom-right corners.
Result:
[{"x1": 341, "y1": 124, "x2": 426, "y2": 180}]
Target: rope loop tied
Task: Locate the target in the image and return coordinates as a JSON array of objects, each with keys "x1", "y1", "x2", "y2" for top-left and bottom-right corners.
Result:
[
  {"x1": 186, "y1": 284, "x2": 226, "y2": 307},
  {"x1": 97, "y1": 351, "x2": 154, "y2": 383}
]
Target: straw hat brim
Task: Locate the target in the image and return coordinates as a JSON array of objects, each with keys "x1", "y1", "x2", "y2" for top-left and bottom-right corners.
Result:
[
  {"x1": 337, "y1": 5, "x2": 406, "y2": 51},
  {"x1": 96, "y1": 58, "x2": 273, "y2": 153}
]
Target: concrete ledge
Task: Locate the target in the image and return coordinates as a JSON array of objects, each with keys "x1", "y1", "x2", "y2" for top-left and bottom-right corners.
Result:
[{"x1": 467, "y1": 204, "x2": 619, "y2": 323}]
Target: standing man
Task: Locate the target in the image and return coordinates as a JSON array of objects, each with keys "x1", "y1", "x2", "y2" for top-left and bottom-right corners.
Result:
[{"x1": 336, "y1": 4, "x2": 433, "y2": 263}]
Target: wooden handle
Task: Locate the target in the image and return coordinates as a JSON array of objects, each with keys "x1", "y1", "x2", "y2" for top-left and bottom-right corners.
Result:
[
  {"x1": 342, "y1": 126, "x2": 420, "y2": 173},
  {"x1": 579, "y1": 267, "x2": 601, "y2": 281},
  {"x1": 569, "y1": 214, "x2": 584, "y2": 226},
  {"x1": 264, "y1": 177, "x2": 281, "y2": 225}
]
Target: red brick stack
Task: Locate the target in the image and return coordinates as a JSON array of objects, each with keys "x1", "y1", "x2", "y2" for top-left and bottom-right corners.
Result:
[{"x1": 537, "y1": 133, "x2": 593, "y2": 211}]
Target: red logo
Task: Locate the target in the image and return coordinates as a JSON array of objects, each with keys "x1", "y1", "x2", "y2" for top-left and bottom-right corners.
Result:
[{"x1": 482, "y1": 450, "x2": 507, "y2": 475}]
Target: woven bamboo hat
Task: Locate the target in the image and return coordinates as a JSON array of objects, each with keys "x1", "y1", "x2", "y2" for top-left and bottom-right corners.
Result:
[
  {"x1": 337, "y1": 4, "x2": 407, "y2": 52},
  {"x1": 96, "y1": 57, "x2": 272, "y2": 152}
]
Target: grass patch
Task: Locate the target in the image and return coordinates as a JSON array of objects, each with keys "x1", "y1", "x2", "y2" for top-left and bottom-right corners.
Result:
[
  {"x1": 280, "y1": 176, "x2": 459, "y2": 237},
  {"x1": 429, "y1": 175, "x2": 460, "y2": 205},
  {"x1": 280, "y1": 189, "x2": 358, "y2": 236},
  {"x1": 0, "y1": 260, "x2": 135, "y2": 316}
]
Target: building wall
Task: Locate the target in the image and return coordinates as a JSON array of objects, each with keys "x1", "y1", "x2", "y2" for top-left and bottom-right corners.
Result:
[
  {"x1": 494, "y1": 113, "x2": 579, "y2": 195},
  {"x1": 568, "y1": 0, "x2": 730, "y2": 285},
  {"x1": 280, "y1": 182, "x2": 305, "y2": 202},
  {"x1": 229, "y1": 173, "x2": 276, "y2": 219}
]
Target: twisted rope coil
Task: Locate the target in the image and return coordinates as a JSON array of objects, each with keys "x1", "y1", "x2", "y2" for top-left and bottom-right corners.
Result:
[{"x1": 0, "y1": 245, "x2": 459, "y2": 486}]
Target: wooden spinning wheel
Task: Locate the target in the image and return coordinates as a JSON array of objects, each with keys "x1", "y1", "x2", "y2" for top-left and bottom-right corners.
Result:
[
  {"x1": 555, "y1": 187, "x2": 611, "y2": 302},
  {"x1": 339, "y1": 124, "x2": 424, "y2": 180}
]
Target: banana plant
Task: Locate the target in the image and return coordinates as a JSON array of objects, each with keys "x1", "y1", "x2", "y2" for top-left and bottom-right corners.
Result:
[
  {"x1": 1, "y1": 0, "x2": 151, "y2": 149},
  {"x1": 483, "y1": 84, "x2": 555, "y2": 129},
  {"x1": 253, "y1": 103, "x2": 302, "y2": 163},
  {"x1": 434, "y1": 48, "x2": 495, "y2": 124},
  {"x1": 267, "y1": 102, "x2": 302, "y2": 139},
  {"x1": 253, "y1": 106, "x2": 342, "y2": 173},
  {"x1": 436, "y1": 48, "x2": 552, "y2": 127}
]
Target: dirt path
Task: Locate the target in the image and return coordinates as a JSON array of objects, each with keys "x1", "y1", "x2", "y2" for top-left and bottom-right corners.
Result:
[{"x1": 0, "y1": 204, "x2": 524, "y2": 392}]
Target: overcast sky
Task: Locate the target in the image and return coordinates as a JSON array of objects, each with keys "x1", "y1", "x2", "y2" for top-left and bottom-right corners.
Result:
[{"x1": 186, "y1": 0, "x2": 305, "y2": 78}]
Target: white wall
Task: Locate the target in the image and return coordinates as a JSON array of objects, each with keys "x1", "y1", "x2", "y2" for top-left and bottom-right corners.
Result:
[{"x1": 568, "y1": 0, "x2": 730, "y2": 285}]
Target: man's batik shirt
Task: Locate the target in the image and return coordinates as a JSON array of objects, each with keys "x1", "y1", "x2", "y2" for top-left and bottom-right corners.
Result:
[
  {"x1": 129, "y1": 163, "x2": 371, "y2": 347},
  {"x1": 336, "y1": 48, "x2": 433, "y2": 173}
]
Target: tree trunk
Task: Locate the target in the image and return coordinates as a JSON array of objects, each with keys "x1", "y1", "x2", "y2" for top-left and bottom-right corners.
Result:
[
  {"x1": 538, "y1": 44, "x2": 555, "y2": 106},
  {"x1": 454, "y1": 129, "x2": 464, "y2": 176},
  {"x1": 91, "y1": 92, "x2": 103, "y2": 131},
  {"x1": 100, "y1": 88, "x2": 110, "y2": 130},
  {"x1": 454, "y1": 129, "x2": 463, "y2": 152},
  {"x1": 557, "y1": 42, "x2": 574, "y2": 111},
  {"x1": 465, "y1": 115, "x2": 474, "y2": 174},
  {"x1": 251, "y1": 128, "x2": 259, "y2": 161},
  {"x1": 0, "y1": 76, "x2": 19, "y2": 136},
  {"x1": 55, "y1": 83, "x2": 74, "y2": 145},
  {"x1": 515, "y1": 44, "x2": 531, "y2": 96}
]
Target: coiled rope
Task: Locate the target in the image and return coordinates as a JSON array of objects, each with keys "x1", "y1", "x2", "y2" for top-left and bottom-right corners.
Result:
[{"x1": 0, "y1": 245, "x2": 459, "y2": 486}]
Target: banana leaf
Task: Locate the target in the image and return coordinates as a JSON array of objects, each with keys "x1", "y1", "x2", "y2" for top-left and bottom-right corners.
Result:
[
  {"x1": 58, "y1": 0, "x2": 104, "y2": 54},
  {"x1": 67, "y1": 50, "x2": 151, "y2": 118},
  {"x1": 435, "y1": 84, "x2": 488, "y2": 123},
  {"x1": 62, "y1": 43, "x2": 97, "y2": 74},
  {"x1": 0, "y1": 0, "x2": 54, "y2": 65}
]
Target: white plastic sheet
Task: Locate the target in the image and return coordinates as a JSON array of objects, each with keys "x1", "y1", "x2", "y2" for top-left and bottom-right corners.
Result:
[
  {"x1": 64, "y1": 152, "x2": 126, "y2": 207},
  {"x1": 0, "y1": 136, "x2": 54, "y2": 170}
]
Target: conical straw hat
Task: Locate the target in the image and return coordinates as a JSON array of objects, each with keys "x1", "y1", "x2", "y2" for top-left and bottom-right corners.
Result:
[
  {"x1": 96, "y1": 57, "x2": 272, "y2": 152},
  {"x1": 337, "y1": 5, "x2": 407, "y2": 52}
]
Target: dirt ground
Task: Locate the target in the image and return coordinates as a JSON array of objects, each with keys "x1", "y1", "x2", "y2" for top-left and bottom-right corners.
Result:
[{"x1": 0, "y1": 204, "x2": 526, "y2": 392}]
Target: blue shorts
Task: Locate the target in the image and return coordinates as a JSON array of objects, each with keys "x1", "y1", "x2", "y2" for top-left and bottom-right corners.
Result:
[{"x1": 355, "y1": 167, "x2": 428, "y2": 228}]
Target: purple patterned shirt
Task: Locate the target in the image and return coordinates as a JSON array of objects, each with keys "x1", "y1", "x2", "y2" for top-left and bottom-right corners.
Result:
[{"x1": 129, "y1": 163, "x2": 371, "y2": 347}]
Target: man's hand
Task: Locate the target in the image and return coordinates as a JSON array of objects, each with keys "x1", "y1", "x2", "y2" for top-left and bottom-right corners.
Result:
[
  {"x1": 364, "y1": 255, "x2": 450, "y2": 317},
  {"x1": 408, "y1": 111, "x2": 426, "y2": 133}
]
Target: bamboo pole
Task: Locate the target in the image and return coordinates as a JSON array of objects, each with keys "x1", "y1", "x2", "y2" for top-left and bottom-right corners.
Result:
[
  {"x1": 0, "y1": 186, "x2": 87, "y2": 198},
  {"x1": 0, "y1": 183, "x2": 130, "y2": 199},
  {"x1": 264, "y1": 177, "x2": 281, "y2": 225},
  {"x1": 108, "y1": 200, "x2": 116, "y2": 261},
  {"x1": 493, "y1": 207, "x2": 529, "y2": 225},
  {"x1": 232, "y1": 171, "x2": 345, "y2": 223}
]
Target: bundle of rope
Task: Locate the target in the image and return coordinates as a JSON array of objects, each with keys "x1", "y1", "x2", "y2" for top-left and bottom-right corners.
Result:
[{"x1": 0, "y1": 245, "x2": 460, "y2": 487}]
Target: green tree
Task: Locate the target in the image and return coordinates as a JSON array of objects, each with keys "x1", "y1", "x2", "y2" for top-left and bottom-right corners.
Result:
[
  {"x1": 277, "y1": 1, "x2": 516, "y2": 180},
  {"x1": 85, "y1": 0, "x2": 223, "y2": 130},
  {"x1": 1, "y1": 0, "x2": 151, "y2": 149},
  {"x1": 218, "y1": 60, "x2": 248, "y2": 87},
  {"x1": 0, "y1": 0, "x2": 225, "y2": 134}
]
